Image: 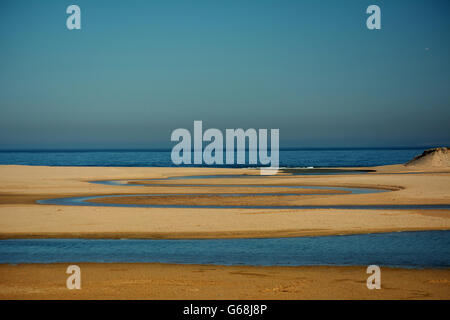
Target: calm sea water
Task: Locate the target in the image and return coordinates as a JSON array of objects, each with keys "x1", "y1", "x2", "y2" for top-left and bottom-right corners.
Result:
[
  {"x1": 1, "y1": 231, "x2": 449, "y2": 268},
  {"x1": 0, "y1": 148, "x2": 428, "y2": 167}
]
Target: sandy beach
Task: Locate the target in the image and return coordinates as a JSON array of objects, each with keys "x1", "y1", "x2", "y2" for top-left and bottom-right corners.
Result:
[
  {"x1": 0, "y1": 263, "x2": 449, "y2": 300},
  {"x1": 0, "y1": 163, "x2": 449, "y2": 300}
]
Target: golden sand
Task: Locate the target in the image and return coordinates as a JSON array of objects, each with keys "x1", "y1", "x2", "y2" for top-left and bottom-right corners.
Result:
[{"x1": 0, "y1": 263, "x2": 448, "y2": 300}]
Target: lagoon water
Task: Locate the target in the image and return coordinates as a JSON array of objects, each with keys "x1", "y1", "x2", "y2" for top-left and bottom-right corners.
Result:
[
  {"x1": 1, "y1": 231, "x2": 449, "y2": 268},
  {"x1": 38, "y1": 177, "x2": 450, "y2": 210}
]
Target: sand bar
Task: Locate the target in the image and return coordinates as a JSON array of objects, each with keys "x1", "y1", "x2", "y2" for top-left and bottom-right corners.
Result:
[{"x1": 0, "y1": 165, "x2": 449, "y2": 239}]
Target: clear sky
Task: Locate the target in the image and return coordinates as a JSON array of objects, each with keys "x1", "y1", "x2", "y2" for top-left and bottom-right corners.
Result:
[{"x1": 1, "y1": 0, "x2": 449, "y2": 149}]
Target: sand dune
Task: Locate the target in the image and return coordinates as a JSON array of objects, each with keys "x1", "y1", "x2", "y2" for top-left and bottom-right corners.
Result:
[{"x1": 405, "y1": 147, "x2": 450, "y2": 168}]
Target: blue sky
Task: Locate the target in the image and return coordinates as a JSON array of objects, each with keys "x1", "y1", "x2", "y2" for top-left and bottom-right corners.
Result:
[{"x1": 1, "y1": 0, "x2": 449, "y2": 149}]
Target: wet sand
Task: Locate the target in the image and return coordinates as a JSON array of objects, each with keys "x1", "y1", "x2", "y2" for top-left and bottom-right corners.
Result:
[{"x1": 0, "y1": 263, "x2": 448, "y2": 300}]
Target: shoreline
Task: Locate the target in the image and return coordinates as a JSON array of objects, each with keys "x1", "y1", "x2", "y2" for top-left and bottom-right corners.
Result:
[
  {"x1": 1, "y1": 263, "x2": 448, "y2": 300},
  {"x1": 1, "y1": 226, "x2": 450, "y2": 240}
]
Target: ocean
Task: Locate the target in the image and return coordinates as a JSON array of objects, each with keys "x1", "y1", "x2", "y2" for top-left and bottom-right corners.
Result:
[{"x1": 0, "y1": 148, "x2": 428, "y2": 167}]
